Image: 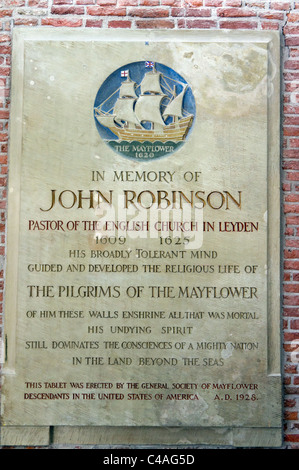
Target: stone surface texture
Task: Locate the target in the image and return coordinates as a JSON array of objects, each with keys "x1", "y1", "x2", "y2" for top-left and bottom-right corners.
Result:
[{"x1": 0, "y1": 1, "x2": 297, "y2": 450}]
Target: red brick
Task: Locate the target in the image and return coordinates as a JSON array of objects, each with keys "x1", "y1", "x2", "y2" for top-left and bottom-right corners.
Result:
[
  {"x1": 0, "y1": 35, "x2": 11, "y2": 43},
  {"x1": 290, "y1": 48, "x2": 299, "y2": 57},
  {"x1": 284, "y1": 204, "x2": 299, "y2": 213},
  {"x1": 205, "y1": 0, "x2": 222, "y2": 5},
  {"x1": 118, "y1": 0, "x2": 138, "y2": 5},
  {"x1": 140, "y1": 0, "x2": 159, "y2": 5},
  {"x1": 245, "y1": 0, "x2": 266, "y2": 6},
  {"x1": 220, "y1": 20, "x2": 258, "y2": 28},
  {"x1": 284, "y1": 24, "x2": 299, "y2": 34},
  {"x1": 108, "y1": 20, "x2": 132, "y2": 27},
  {"x1": 285, "y1": 71, "x2": 299, "y2": 81},
  {"x1": 284, "y1": 105, "x2": 299, "y2": 115},
  {"x1": 284, "y1": 332, "x2": 299, "y2": 341},
  {"x1": 285, "y1": 60, "x2": 299, "y2": 70},
  {"x1": 261, "y1": 21, "x2": 280, "y2": 29},
  {"x1": 0, "y1": 110, "x2": 9, "y2": 120},
  {"x1": 287, "y1": 240, "x2": 299, "y2": 249},
  {"x1": 96, "y1": 0, "x2": 117, "y2": 4},
  {"x1": 285, "y1": 398, "x2": 297, "y2": 407},
  {"x1": 0, "y1": 134, "x2": 8, "y2": 142},
  {"x1": 2, "y1": 0, "x2": 25, "y2": 5},
  {"x1": 285, "y1": 116, "x2": 299, "y2": 126},
  {"x1": 41, "y1": 18, "x2": 83, "y2": 26},
  {"x1": 87, "y1": 6, "x2": 126, "y2": 15},
  {"x1": 286, "y1": 197, "x2": 299, "y2": 207},
  {"x1": 284, "y1": 127, "x2": 299, "y2": 137},
  {"x1": 185, "y1": 8, "x2": 211, "y2": 16},
  {"x1": 128, "y1": 8, "x2": 169, "y2": 17},
  {"x1": 85, "y1": 19, "x2": 103, "y2": 26},
  {"x1": 217, "y1": 7, "x2": 256, "y2": 17},
  {"x1": 288, "y1": 11, "x2": 299, "y2": 22},
  {"x1": 177, "y1": 18, "x2": 185, "y2": 27},
  {"x1": 51, "y1": 6, "x2": 85, "y2": 14},
  {"x1": 285, "y1": 411, "x2": 298, "y2": 420},
  {"x1": 0, "y1": 10, "x2": 13, "y2": 17},
  {"x1": 162, "y1": 0, "x2": 181, "y2": 5},
  {"x1": 286, "y1": 219, "x2": 299, "y2": 231},
  {"x1": 284, "y1": 307, "x2": 299, "y2": 316},
  {"x1": 284, "y1": 164, "x2": 299, "y2": 175},
  {"x1": 284, "y1": 375, "x2": 292, "y2": 384},
  {"x1": 171, "y1": 8, "x2": 185, "y2": 16},
  {"x1": 0, "y1": 46, "x2": 11, "y2": 54},
  {"x1": 271, "y1": 1, "x2": 291, "y2": 10},
  {"x1": 260, "y1": 10, "x2": 284, "y2": 19},
  {"x1": 284, "y1": 261, "x2": 299, "y2": 271},
  {"x1": 284, "y1": 284, "x2": 299, "y2": 292},
  {"x1": 285, "y1": 364, "x2": 298, "y2": 374},
  {"x1": 226, "y1": 0, "x2": 242, "y2": 5},
  {"x1": 284, "y1": 296, "x2": 299, "y2": 307},
  {"x1": 284, "y1": 345, "x2": 299, "y2": 355},
  {"x1": 136, "y1": 19, "x2": 175, "y2": 28},
  {"x1": 28, "y1": 0, "x2": 48, "y2": 5},
  {"x1": 286, "y1": 37, "x2": 299, "y2": 46},
  {"x1": 14, "y1": 18, "x2": 39, "y2": 25},
  {"x1": 75, "y1": 0, "x2": 96, "y2": 4},
  {"x1": 186, "y1": 19, "x2": 217, "y2": 27},
  {"x1": 184, "y1": 0, "x2": 203, "y2": 6}
]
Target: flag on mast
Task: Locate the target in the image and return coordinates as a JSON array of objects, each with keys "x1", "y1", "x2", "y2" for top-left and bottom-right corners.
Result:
[{"x1": 121, "y1": 70, "x2": 129, "y2": 77}]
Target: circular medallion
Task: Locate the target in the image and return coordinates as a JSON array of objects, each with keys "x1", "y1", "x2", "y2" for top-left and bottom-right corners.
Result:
[{"x1": 94, "y1": 61, "x2": 195, "y2": 162}]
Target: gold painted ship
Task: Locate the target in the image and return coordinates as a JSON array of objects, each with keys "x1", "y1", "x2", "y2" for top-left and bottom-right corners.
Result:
[{"x1": 94, "y1": 65, "x2": 193, "y2": 143}]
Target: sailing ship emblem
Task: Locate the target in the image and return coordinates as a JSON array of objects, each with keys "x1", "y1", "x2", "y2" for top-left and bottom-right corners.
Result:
[{"x1": 94, "y1": 61, "x2": 195, "y2": 161}]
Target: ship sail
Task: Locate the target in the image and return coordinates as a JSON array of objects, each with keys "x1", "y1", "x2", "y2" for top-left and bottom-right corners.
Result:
[
  {"x1": 119, "y1": 80, "x2": 137, "y2": 99},
  {"x1": 135, "y1": 67, "x2": 166, "y2": 128},
  {"x1": 140, "y1": 70, "x2": 164, "y2": 95},
  {"x1": 163, "y1": 85, "x2": 187, "y2": 119},
  {"x1": 94, "y1": 62, "x2": 194, "y2": 143},
  {"x1": 95, "y1": 113, "x2": 117, "y2": 128},
  {"x1": 114, "y1": 97, "x2": 139, "y2": 127},
  {"x1": 113, "y1": 74, "x2": 139, "y2": 128},
  {"x1": 135, "y1": 94, "x2": 166, "y2": 128}
]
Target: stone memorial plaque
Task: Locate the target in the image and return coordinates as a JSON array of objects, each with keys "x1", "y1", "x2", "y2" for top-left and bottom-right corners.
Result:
[{"x1": 1, "y1": 29, "x2": 281, "y2": 447}]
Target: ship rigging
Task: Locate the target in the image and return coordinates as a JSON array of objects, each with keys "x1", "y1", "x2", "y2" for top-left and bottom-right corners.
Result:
[{"x1": 94, "y1": 63, "x2": 194, "y2": 143}]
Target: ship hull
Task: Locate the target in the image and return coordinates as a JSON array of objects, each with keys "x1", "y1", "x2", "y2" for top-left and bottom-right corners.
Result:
[{"x1": 95, "y1": 115, "x2": 193, "y2": 143}]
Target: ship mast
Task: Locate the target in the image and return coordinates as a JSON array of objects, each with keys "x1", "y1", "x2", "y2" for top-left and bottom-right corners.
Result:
[
  {"x1": 114, "y1": 72, "x2": 140, "y2": 129},
  {"x1": 135, "y1": 64, "x2": 166, "y2": 131},
  {"x1": 94, "y1": 62, "x2": 194, "y2": 143}
]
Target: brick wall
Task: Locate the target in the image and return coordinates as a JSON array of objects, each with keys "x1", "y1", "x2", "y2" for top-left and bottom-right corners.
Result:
[{"x1": 0, "y1": 0, "x2": 298, "y2": 449}]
